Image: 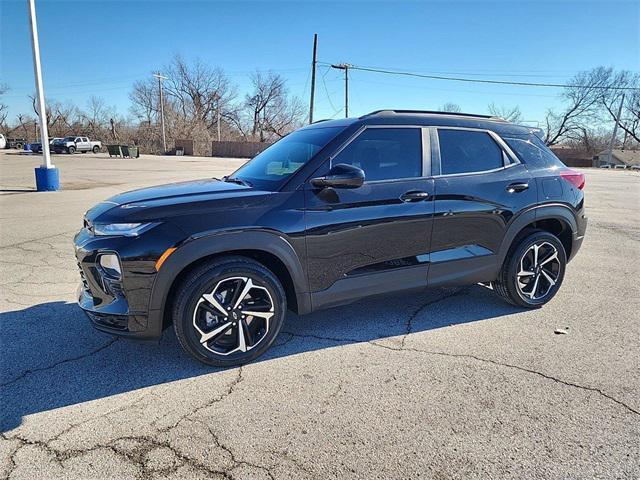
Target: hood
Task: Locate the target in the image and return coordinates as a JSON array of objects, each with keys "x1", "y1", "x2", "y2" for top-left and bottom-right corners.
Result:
[
  {"x1": 85, "y1": 178, "x2": 271, "y2": 224},
  {"x1": 107, "y1": 178, "x2": 249, "y2": 206}
]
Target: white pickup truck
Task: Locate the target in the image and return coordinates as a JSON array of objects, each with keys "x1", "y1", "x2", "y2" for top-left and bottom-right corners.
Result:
[{"x1": 52, "y1": 136, "x2": 102, "y2": 154}]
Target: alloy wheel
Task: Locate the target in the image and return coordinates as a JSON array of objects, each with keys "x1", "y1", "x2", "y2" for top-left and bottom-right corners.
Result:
[
  {"x1": 192, "y1": 276, "x2": 274, "y2": 356},
  {"x1": 516, "y1": 241, "x2": 561, "y2": 301}
]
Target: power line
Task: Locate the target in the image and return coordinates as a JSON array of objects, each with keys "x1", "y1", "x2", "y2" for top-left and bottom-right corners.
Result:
[{"x1": 317, "y1": 62, "x2": 640, "y2": 90}]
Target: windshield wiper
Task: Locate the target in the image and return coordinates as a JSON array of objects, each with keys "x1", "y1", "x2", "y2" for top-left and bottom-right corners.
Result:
[{"x1": 222, "y1": 176, "x2": 252, "y2": 187}]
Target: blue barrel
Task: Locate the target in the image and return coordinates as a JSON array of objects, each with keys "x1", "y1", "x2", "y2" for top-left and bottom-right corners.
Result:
[{"x1": 34, "y1": 166, "x2": 60, "y2": 191}]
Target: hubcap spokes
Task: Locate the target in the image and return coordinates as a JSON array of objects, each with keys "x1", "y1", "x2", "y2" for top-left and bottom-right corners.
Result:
[
  {"x1": 516, "y1": 242, "x2": 561, "y2": 301},
  {"x1": 193, "y1": 276, "x2": 274, "y2": 356}
]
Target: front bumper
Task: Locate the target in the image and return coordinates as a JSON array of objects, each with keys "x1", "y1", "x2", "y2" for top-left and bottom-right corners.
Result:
[{"x1": 74, "y1": 224, "x2": 180, "y2": 341}]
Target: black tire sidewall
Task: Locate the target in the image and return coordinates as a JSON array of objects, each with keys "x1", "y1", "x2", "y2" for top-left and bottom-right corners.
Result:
[
  {"x1": 173, "y1": 258, "x2": 286, "y2": 367},
  {"x1": 506, "y1": 231, "x2": 567, "y2": 307},
  {"x1": 68, "y1": 146, "x2": 75, "y2": 154},
  {"x1": 93, "y1": 146, "x2": 99, "y2": 153}
]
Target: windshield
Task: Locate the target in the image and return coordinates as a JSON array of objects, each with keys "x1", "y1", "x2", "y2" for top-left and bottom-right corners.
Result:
[{"x1": 231, "y1": 126, "x2": 344, "y2": 190}]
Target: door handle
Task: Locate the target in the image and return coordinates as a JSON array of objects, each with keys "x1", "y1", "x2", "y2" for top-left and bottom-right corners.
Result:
[
  {"x1": 507, "y1": 182, "x2": 529, "y2": 193},
  {"x1": 400, "y1": 190, "x2": 430, "y2": 202}
]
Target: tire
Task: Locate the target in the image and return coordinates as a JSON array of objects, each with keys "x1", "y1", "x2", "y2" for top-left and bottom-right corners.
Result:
[
  {"x1": 67, "y1": 146, "x2": 75, "y2": 154},
  {"x1": 172, "y1": 256, "x2": 287, "y2": 367},
  {"x1": 494, "y1": 230, "x2": 566, "y2": 308},
  {"x1": 92, "y1": 145, "x2": 100, "y2": 153}
]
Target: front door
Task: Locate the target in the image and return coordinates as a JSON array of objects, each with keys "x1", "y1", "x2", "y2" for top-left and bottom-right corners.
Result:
[{"x1": 304, "y1": 126, "x2": 435, "y2": 309}]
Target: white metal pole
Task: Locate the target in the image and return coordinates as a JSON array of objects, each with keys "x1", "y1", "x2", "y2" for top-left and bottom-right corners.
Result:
[
  {"x1": 216, "y1": 94, "x2": 221, "y2": 142},
  {"x1": 27, "y1": 0, "x2": 52, "y2": 168}
]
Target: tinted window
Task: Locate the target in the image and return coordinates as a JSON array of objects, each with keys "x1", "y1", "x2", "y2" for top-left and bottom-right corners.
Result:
[
  {"x1": 438, "y1": 129, "x2": 504, "y2": 175},
  {"x1": 332, "y1": 128, "x2": 422, "y2": 181},
  {"x1": 232, "y1": 126, "x2": 344, "y2": 191},
  {"x1": 504, "y1": 136, "x2": 565, "y2": 169}
]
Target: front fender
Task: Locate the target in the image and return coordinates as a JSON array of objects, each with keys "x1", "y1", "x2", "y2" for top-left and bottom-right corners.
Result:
[{"x1": 146, "y1": 229, "x2": 310, "y2": 336}]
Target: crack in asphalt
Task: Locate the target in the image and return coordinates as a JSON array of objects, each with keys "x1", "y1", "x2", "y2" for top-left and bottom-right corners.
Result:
[
  {"x1": 401, "y1": 287, "x2": 469, "y2": 348},
  {"x1": 0, "y1": 231, "x2": 76, "y2": 250},
  {"x1": 0, "y1": 338, "x2": 119, "y2": 388},
  {"x1": 1, "y1": 367, "x2": 267, "y2": 480},
  {"x1": 277, "y1": 331, "x2": 639, "y2": 418},
  {"x1": 276, "y1": 289, "x2": 637, "y2": 418}
]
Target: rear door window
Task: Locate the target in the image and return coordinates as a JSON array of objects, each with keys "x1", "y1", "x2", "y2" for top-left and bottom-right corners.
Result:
[
  {"x1": 332, "y1": 127, "x2": 422, "y2": 181},
  {"x1": 438, "y1": 129, "x2": 505, "y2": 175}
]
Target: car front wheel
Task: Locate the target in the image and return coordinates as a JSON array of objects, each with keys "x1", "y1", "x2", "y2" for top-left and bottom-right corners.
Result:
[
  {"x1": 172, "y1": 256, "x2": 286, "y2": 367},
  {"x1": 92, "y1": 145, "x2": 100, "y2": 153},
  {"x1": 494, "y1": 230, "x2": 566, "y2": 308},
  {"x1": 67, "y1": 146, "x2": 75, "y2": 154}
]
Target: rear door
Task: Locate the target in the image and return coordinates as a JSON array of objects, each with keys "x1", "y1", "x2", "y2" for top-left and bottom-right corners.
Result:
[
  {"x1": 304, "y1": 126, "x2": 435, "y2": 308},
  {"x1": 428, "y1": 127, "x2": 536, "y2": 286}
]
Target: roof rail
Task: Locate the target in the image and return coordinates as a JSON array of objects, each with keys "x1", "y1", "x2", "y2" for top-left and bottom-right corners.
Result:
[{"x1": 360, "y1": 109, "x2": 504, "y2": 121}]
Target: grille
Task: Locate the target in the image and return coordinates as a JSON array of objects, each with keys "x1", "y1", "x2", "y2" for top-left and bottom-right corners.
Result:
[
  {"x1": 77, "y1": 263, "x2": 90, "y2": 291},
  {"x1": 86, "y1": 311, "x2": 128, "y2": 331}
]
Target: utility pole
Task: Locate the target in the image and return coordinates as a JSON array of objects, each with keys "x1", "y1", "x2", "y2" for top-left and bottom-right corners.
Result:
[
  {"x1": 215, "y1": 93, "x2": 221, "y2": 142},
  {"x1": 309, "y1": 33, "x2": 318, "y2": 124},
  {"x1": 331, "y1": 63, "x2": 351, "y2": 118},
  {"x1": 28, "y1": 0, "x2": 58, "y2": 190},
  {"x1": 606, "y1": 93, "x2": 625, "y2": 166},
  {"x1": 153, "y1": 72, "x2": 167, "y2": 153}
]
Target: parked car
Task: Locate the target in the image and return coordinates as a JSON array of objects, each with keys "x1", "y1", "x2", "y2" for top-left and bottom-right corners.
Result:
[
  {"x1": 5, "y1": 138, "x2": 27, "y2": 149},
  {"x1": 52, "y1": 136, "x2": 102, "y2": 154},
  {"x1": 0, "y1": 134, "x2": 6, "y2": 149},
  {"x1": 74, "y1": 109, "x2": 587, "y2": 366},
  {"x1": 29, "y1": 137, "x2": 62, "y2": 153}
]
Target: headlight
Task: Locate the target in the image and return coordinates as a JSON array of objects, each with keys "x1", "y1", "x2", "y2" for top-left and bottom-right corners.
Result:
[{"x1": 93, "y1": 223, "x2": 157, "y2": 237}]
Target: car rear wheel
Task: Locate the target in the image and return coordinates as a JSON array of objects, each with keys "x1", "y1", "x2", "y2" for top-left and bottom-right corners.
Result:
[
  {"x1": 67, "y1": 146, "x2": 75, "y2": 154},
  {"x1": 494, "y1": 230, "x2": 566, "y2": 308},
  {"x1": 92, "y1": 145, "x2": 100, "y2": 153},
  {"x1": 172, "y1": 256, "x2": 286, "y2": 367}
]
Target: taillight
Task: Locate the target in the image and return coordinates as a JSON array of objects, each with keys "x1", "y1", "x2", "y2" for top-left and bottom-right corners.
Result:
[{"x1": 560, "y1": 169, "x2": 585, "y2": 190}]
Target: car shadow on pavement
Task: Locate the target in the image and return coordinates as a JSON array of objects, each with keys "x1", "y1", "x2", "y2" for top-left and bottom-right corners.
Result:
[{"x1": 0, "y1": 285, "x2": 522, "y2": 432}]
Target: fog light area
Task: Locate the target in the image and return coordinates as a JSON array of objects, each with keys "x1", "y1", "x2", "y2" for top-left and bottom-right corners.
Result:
[{"x1": 99, "y1": 254, "x2": 122, "y2": 278}]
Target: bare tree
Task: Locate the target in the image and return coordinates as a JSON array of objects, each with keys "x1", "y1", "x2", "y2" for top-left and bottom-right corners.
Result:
[
  {"x1": 163, "y1": 55, "x2": 235, "y2": 129},
  {"x1": 245, "y1": 71, "x2": 304, "y2": 141},
  {"x1": 439, "y1": 102, "x2": 461, "y2": 113},
  {"x1": 0, "y1": 83, "x2": 9, "y2": 129},
  {"x1": 544, "y1": 67, "x2": 620, "y2": 146},
  {"x1": 130, "y1": 79, "x2": 158, "y2": 125},
  {"x1": 15, "y1": 114, "x2": 35, "y2": 139},
  {"x1": 599, "y1": 70, "x2": 640, "y2": 144},
  {"x1": 488, "y1": 103, "x2": 523, "y2": 123}
]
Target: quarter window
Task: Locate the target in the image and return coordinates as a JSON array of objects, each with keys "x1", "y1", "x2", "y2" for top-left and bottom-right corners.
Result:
[
  {"x1": 438, "y1": 129, "x2": 505, "y2": 175},
  {"x1": 332, "y1": 128, "x2": 422, "y2": 181}
]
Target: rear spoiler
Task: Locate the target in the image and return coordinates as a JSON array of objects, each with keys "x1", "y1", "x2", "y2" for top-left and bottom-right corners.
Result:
[{"x1": 530, "y1": 127, "x2": 545, "y2": 141}]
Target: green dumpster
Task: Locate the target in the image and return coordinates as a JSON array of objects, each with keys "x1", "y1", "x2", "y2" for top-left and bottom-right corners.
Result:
[{"x1": 106, "y1": 145, "x2": 123, "y2": 157}]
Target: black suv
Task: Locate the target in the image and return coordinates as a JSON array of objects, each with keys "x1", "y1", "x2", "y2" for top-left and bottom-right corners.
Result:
[{"x1": 74, "y1": 110, "x2": 587, "y2": 366}]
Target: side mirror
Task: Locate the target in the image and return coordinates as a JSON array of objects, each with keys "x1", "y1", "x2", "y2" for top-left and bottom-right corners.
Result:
[{"x1": 311, "y1": 163, "x2": 365, "y2": 189}]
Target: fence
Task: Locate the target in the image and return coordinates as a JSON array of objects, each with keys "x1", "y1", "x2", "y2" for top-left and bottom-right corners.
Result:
[{"x1": 211, "y1": 141, "x2": 272, "y2": 158}]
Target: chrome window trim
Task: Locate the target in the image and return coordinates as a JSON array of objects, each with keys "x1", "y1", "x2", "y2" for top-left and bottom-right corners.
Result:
[
  {"x1": 432, "y1": 126, "x2": 522, "y2": 179},
  {"x1": 328, "y1": 124, "x2": 430, "y2": 184}
]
